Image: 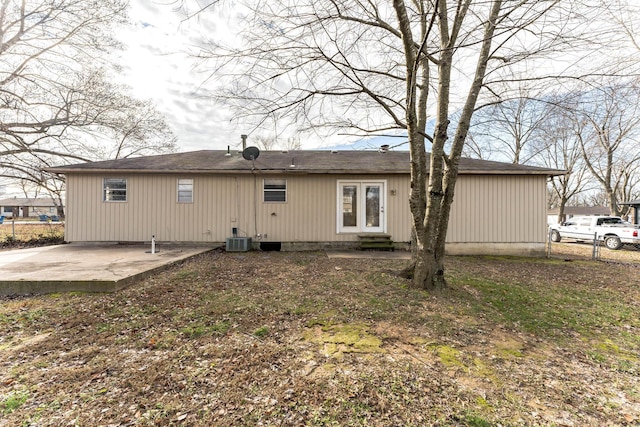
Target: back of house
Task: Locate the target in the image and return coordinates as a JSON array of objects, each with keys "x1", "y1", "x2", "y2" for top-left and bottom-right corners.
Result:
[{"x1": 46, "y1": 149, "x2": 561, "y2": 256}]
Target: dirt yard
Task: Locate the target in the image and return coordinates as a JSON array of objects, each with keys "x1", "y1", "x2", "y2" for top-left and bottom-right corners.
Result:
[{"x1": 1, "y1": 244, "x2": 639, "y2": 426}]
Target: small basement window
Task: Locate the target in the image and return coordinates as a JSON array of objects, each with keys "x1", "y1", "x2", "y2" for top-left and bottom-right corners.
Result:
[
  {"x1": 177, "y1": 178, "x2": 194, "y2": 203},
  {"x1": 263, "y1": 178, "x2": 286, "y2": 202},
  {"x1": 103, "y1": 178, "x2": 127, "y2": 202}
]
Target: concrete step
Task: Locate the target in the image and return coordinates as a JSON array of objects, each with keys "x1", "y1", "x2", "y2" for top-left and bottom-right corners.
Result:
[{"x1": 359, "y1": 240, "x2": 395, "y2": 251}]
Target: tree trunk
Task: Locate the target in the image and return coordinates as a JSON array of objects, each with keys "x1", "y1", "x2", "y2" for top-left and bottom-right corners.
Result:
[
  {"x1": 412, "y1": 248, "x2": 446, "y2": 290},
  {"x1": 557, "y1": 199, "x2": 567, "y2": 224},
  {"x1": 608, "y1": 191, "x2": 620, "y2": 216},
  {"x1": 396, "y1": 0, "x2": 501, "y2": 290},
  {"x1": 401, "y1": 227, "x2": 446, "y2": 289}
]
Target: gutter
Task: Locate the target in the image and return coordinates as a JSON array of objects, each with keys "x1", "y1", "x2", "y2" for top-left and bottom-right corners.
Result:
[{"x1": 44, "y1": 168, "x2": 563, "y2": 176}]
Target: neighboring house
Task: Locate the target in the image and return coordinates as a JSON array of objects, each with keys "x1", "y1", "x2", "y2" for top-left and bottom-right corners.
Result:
[
  {"x1": 620, "y1": 200, "x2": 640, "y2": 225},
  {"x1": 46, "y1": 150, "x2": 562, "y2": 256},
  {"x1": 0, "y1": 197, "x2": 63, "y2": 219},
  {"x1": 546, "y1": 206, "x2": 611, "y2": 226}
]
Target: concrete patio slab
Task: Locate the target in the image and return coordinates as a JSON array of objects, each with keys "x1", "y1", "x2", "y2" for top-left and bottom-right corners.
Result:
[{"x1": 0, "y1": 244, "x2": 214, "y2": 296}]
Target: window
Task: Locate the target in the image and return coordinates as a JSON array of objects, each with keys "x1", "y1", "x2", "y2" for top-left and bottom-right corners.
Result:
[
  {"x1": 601, "y1": 217, "x2": 622, "y2": 225},
  {"x1": 264, "y1": 178, "x2": 286, "y2": 202},
  {"x1": 177, "y1": 178, "x2": 194, "y2": 203},
  {"x1": 103, "y1": 178, "x2": 127, "y2": 202}
]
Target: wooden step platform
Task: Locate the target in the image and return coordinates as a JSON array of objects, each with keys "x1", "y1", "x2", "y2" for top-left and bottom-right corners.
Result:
[{"x1": 357, "y1": 234, "x2": 394, "y2": 251}]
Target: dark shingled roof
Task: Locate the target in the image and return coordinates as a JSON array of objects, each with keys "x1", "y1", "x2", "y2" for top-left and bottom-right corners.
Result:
[{"x1": 46, "y1": 150, "x2": 564, "y2": 175}]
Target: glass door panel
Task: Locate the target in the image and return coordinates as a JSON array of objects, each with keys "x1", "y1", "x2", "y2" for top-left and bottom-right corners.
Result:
[
  {"x1": 363, "y1": 183, "x2": 383, "y2": 232},
  {"x1": 342, "y1": 185, "x2": 358, "y2": 228},
  {"x1": 365, "y1": 185, "x2": 380, "y2": 227}
]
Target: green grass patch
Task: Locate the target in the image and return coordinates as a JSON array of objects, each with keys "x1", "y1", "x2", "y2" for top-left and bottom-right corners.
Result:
[
  {"x1": 1, "y1": 391, "x2": 28, "y2": 414},
  {"x1": 447, "y1": 256, "x2": 640, "y2": 371},
  {"x1": 253, "y1": 326, "x2": 269, "y2": 337},
  {"x1": 0, "y1": 309, "x2": 45, "y2": 335},
  {"x1": 429, "y1": 344, "x2": 465, "y2": 369},
  {"x1": 452, "y1": 274, "x2": 637, "y2": 342},
  {"x1": 179, "y1": 320, "x2": 231, "y2": 338},
  {"x1": 460, "y1": 412, "x2": 494, "y2": 427},
  {"x1": 173, "y1": 270, "x2": 199, "y2": 280}
]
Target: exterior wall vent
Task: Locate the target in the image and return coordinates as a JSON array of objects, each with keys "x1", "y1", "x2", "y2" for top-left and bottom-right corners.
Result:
[{"x1": 226, "y1": 237, "x2": 252, "y2": 252}]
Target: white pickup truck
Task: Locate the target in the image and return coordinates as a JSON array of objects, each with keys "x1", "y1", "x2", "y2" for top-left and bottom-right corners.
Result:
[{"x1": 549, "y1": 216, "x2": 640, "y2": 250}]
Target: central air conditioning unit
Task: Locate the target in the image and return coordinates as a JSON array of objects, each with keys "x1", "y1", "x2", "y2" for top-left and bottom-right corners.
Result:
[{"x1": 226, "y1": 237, "x2": 252, "y2": 252}]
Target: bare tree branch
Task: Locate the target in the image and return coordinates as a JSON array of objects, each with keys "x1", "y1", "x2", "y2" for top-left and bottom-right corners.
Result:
[{"x1": 1, "y1": 0, "x2": 177, "y2": 198}]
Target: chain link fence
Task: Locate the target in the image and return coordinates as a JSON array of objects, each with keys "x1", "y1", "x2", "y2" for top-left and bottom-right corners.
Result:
[
  {"x1": 547, "y1": 229, "x2": 640, "y2": 263},
  {"x1": 0, "y1": 219, "x2": 64, "y2": 248}
]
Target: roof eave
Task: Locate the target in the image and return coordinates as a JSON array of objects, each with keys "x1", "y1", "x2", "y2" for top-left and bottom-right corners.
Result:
[
  {"x1": 459, "y1": 170, "x2": 567, "y2": 176},
  {"x1": 45, "y1": 168, "x2": 410, "y2": 175},
  {"x1": 46, "y1": 168, "x2": 562, "y2": 176}
]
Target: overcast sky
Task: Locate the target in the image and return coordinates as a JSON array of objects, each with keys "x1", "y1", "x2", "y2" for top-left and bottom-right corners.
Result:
[
  {"x1": 118, "y1": 1, "x2": 378, "y2": 153},
  {"x1": 118, "y1": 1, "x2": 241, "y2": 152}
]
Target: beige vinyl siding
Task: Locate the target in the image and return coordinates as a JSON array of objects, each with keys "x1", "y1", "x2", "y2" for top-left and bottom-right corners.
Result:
[
  {"x1": 66, "y1": 174, "x2": 251, "y2": 242},
  {"x1": 255, "y1": 175, "x2": 411, "y2": 242},
  {"x1": 383, "y1": 175, "x2": 412, "y2": 241},
  {"x1": 64, "y1": 173, "x2": 412, "y2": 243},
  {"x1": 64, "y1": 172, "x2": 546, "y2": 245},
  {"x1": 448, "y1": 175, "x2": 547, "y2": 243}
]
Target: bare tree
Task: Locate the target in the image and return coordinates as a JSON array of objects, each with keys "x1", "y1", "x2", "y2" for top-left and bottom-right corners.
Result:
[
  {"x1": 585, "y1": 190, "x2": 611, "y2": 209},
  {"x1": 0, "y1": 0, "x2": 177, "y2": 197},
  {"x1": 479, "y1": 81, "x2": 640, "y2": 221},
  {"x1": 534, "y1": 99, "x2": 592, "y2": 223},
  {"x1": 467, "y1": 86, "x2": 554, "y2": 164},
  {"x1": 282, "y1": 136, "x2": 302, "y2": 151},
  {"x1": 253, "y1": 135, "x2": 279, "y2": 151},
  {"x1": 189, "y1": 0, "x2": 631, "y2": 288},
  {"x1": 574, "y1": 81, "x2": 640, "y2": 216},
  {"x1": 254, "y1": 134, "x2": 302, "y2": 151}
]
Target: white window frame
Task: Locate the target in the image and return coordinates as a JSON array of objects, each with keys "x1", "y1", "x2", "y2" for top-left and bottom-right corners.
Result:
[
  {"x1": 263, "y1": 178, "x2": 287, "y2": 203},
  {"x1": 177, "y1": 178, "x2": 194, "y2": 203},
  {"x1": 103, "y1": 178, "x2": 127, "y2": 202}
]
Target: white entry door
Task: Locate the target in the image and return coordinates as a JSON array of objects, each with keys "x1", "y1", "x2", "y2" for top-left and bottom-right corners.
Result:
[{"x1": 337, "y1": 181, "x2": 386, "y2": 233}]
